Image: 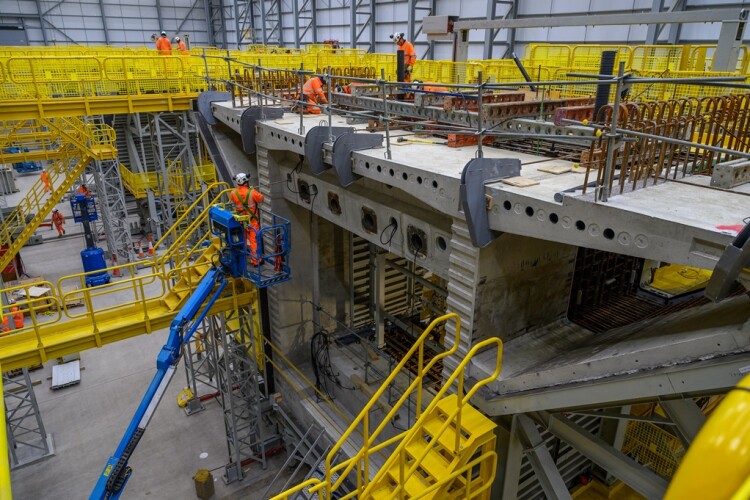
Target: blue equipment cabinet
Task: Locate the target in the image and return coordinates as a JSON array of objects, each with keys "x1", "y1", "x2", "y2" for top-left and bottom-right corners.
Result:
[{"x1": 70, "y1": 193, "x2": 110, "y2": 287}]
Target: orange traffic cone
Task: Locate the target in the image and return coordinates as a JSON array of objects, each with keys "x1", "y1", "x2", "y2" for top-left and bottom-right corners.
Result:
[
  {"x1": 112, "y1": 254, "x2": 121, "y2": 277},
  {"x1": 147, "y1": 235, "x2": 155, "y2": 256},
  {"x1": 137, "y1": 241, "x2": 145, "y2": 258}
]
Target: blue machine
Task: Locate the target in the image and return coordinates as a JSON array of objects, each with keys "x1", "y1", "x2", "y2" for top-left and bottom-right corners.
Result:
[
  {"x1": 90, "y1": 206, "x2": 291, "y2": 500},
  {"x1": 70, "y1": 193, "x2": 110, "y2": 287},
  {"x1": 5, "y1": 146, "x2": 43, "y2": 173}
]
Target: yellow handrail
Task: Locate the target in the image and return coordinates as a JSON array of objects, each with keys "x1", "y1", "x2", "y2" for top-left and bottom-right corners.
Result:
[
  {"x1": 0, "y1": 362, "x2": 11, "y2": 500},
  {"x1": 272, "y1": 313, "x2": 503, "y2": 500}
]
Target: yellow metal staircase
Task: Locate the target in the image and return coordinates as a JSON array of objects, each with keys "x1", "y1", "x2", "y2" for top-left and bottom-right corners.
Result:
[
  {"x1": 272, "y1": 313, "x2": 503, "y2": 500},
  {"x1": 0, "y1": 117, "x2": 117, "y2": 273}
]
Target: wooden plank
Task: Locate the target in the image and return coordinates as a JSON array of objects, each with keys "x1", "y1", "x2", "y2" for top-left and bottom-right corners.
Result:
[{"x1": 501, "y1": 176, "x2": 540, "y2": 187}]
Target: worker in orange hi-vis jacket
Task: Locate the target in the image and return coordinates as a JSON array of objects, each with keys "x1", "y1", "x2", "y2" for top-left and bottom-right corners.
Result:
[
  {"x1": 173, "y1": 36, "x2": 188, "y2": 54},
  {"x1": 11, "y1": 306, "x2": 23, "y2": 329},
  {"x1": 230, "y1": 173, "x2": 265, "y2": 265},
  {"x1": 155, "y1": 31, "x2": 172, "y2": 55},
  {"x1": 51, "y1": 208, "x2": 65, "y2": 237},
  {"x1": 77, "y1": 183, "x2": 91, "y2": 198},
  {"x1": 40, "y1": 170, "x2": 51, "y2": 193},
  {"x1": 301, "y1": 76, "x2": 328, "y2": 114},
  {"x1": 390, "y1": 32, "x2": 416, "y2": 82}
]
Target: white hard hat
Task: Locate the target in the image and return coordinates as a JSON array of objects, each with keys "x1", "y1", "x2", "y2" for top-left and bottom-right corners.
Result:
[
  {"x1": 161, "y1": 31, "x2": 167, "y2": 36},
  {"x1": 174, "y1": 36, "x2": 180, "y2": 41},
  {"x1": 234, "y1": 172, "x2": 249, "y2": 185},
  {"x1": 390, "y1": 32, "x2": 404, "y2": 42},
  {"x1": 53, "y1": 208, "x2": 58, "y2": 212}
]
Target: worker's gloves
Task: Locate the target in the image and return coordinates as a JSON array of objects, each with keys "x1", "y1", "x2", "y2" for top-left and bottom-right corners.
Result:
[{"x1": 405, "y1": 65, "x2": 413, "y2": 77}]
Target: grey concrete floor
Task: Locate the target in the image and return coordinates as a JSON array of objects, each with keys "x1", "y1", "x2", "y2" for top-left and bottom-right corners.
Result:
[{"x1": 5, "y1": 171, "x2": 295, "y2": 499}]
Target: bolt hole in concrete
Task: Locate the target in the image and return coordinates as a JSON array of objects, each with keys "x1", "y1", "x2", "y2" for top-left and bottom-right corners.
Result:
[
  {"x1": 549, "y1": 213, "x2": 559, "y2": 224},
  {"x1": 603, "y1": 228, "x2": 615, "y2": 240},
  {"x1": 503, "y1": 200, "x2": 512, "y2": 210},
  {"x1": 365, "y1": 162, "x2": 370, "y2": 169},
  {"x1": 376, "y1": 165, "x2": 382, "y2": 172},
  {"x1": 436, "y1": 236, "x2": 447, "y2": 251},
  {"x1": 362, "y1": 207, "x2": 377, "y2": 233},
  {"x1": 389, "y1": 168, "x2": 395, "y2": 176},
  {"x1": 432, "y1": 180, "x2": 438, "y2": 188},
  {"x1": 402, "y1": 172, "x2": 408, "y2": 180},
  {"x1": 298, "y1": 180, "x2": 310, "y2": 202},
  {"x1": 575, "y1": 220, "x2": 586, "y2": 231},
  {"x1": 328, "y1": 192, "x2": 341, "y2": 215},
  {"x1": 417, "y1": 176, "x2": 423, "y2": 184},
  {"x1": 525, "y1": 206, "x2": 534, "y2": 217}
]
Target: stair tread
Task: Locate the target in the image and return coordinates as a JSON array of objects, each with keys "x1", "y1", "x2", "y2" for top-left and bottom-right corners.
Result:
[
  {"x1": 371, "y1": 467, "x2": 433, "y2": 499},
  {"x1": 399, "y1": 439, "x2": 451, "y2": 478}
]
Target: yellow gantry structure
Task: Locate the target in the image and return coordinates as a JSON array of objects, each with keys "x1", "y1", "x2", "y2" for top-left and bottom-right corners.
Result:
[{"x1": 0, "y1": 185, "x2": 255, "y2": 371}]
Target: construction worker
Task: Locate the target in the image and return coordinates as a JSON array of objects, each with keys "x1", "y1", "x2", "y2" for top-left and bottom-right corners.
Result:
[
  {"x1": 173, "y1": 36, "x2": 187, "y2": 54},
  {"x1": 41, "y1": 170, "x2": 51, "y2": 193},
  {"x1": 51, "y1": 208, "x2": 65, "y2": 237},
  {"x1": 390, "y1": 32, "x2": 416, "y2": 82},
  {"x1": 77, "y1": 184, "x2": 91, "y2": 198},
  {"x1": 230, "y1": 173, "x2": 264, "y2": 265},
  {"x1": 301, "y1": 76, "x2": 328, "y2": 115},
  {"x1": 415, "y1": 81, "x2": 448, "y2": 93},
  {"x1": 155, "y1": 31, "x2": 172, "y2": 55},
  {"x1": 11, "y1": 306, "x2": 23, "y2": 329}
]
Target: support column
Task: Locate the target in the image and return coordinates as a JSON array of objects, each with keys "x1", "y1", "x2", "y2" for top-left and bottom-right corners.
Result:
[
  {"x1": 661, "y1": 399, "x2": 706, "y2": 448},
  {"x1": 93, "y1": 158, "x2": 134, "y2": 265},
  {"x1": 182, "y1": 314, "x2": 221, "y2": 414},
  {"x1": 3, "y1": 368, "x2": 54, "y2": 467},
  {"x1": 491, "y1": 415, "x2": 523, "y2": 500},
  {"x1": 444, "y1": 218, "x2": 481, "y2": 374},
  {"x1": 516, "y1": 414, "x2": 572, "y2": 500}
]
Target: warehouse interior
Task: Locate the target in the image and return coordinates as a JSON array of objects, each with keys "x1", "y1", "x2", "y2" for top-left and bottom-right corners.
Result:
[{"x1": 1, "y1": 0, "x2": 750, "y2": 498}]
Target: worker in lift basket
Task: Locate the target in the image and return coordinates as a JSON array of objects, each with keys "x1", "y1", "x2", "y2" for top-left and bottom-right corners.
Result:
[
  {"x1": 301, "y1": 76, "x2": 328, "y2": 114},
  {"x1": 51, "y1": 208, "x2": 65, "y2": 237},
  {"x1": 155, "y1": 31, "x2": 172, "y2": 55},
  {"x1": 230, "y1": 173, "x2": 264, "y2": 266},
  {"x1": 390, "y1": 32, "x2": 416, "y2": 82},
  {"x1": 77, "y1": 183, "x2": 91, "y2": 198}
]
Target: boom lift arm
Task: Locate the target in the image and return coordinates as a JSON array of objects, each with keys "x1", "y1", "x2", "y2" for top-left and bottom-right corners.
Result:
[{"x1": 90, "y1": 206, "x2": 291, "y2": 499}]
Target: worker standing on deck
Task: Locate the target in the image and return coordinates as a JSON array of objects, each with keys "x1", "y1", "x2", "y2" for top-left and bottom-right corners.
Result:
[
  {"x1": 230, "y1": 173, "x2": 264, "y2": 265},
  {"x1": 155, "y1": 31, "x2": 172, "y2": 55},
  {"x1": 301, "y1": 76, "x2": 328, "y2": 114},
  {"x1": 11, "y1": 306, "x2": 23, "y2": 329},
  {"x1": 390, "y1": 32, "x2": 416, "y2": 82},
  {"x1": 51, "y1": 208, "x2": 65, "y2": 237},
  {"x1": 173, "y1": 37, "x2": 187, "y2": 54},
  {"x1": 40, "y1": 170, "x2": 51, "y2": 193}
]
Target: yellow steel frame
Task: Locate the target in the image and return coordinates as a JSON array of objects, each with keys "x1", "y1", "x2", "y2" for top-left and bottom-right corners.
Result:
[
  {"x1": 0, "y1": 184, "x2": 253, "y2": 372},
  {"x1": 0, "y1": 362, "x2": 11, "y2": 500},
  {"x1": 120, "y1": 162, "x2": 217, "y2": 199},
  {"x1": 271, "y1": 313, "x2": 503, "y2": 500}
]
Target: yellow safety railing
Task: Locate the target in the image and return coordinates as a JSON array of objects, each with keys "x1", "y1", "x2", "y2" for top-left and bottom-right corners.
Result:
[
  {"x1": 0, "y1": 362, "x2": 11, "y2": 500},
  {"x1": 0, "y1": 183, "x2": 246, "y2": 371},
  {"x1": 121, "y1": 162, "x2": 217, "y2": 198},
  {"x1": 272, "y1": 313, "x2": 503, "y2": 500}
]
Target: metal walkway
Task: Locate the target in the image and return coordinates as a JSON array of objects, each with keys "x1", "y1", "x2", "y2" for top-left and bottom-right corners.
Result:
[{"x1": 0, "y1": 185, "x2": 252, "y2": 371}]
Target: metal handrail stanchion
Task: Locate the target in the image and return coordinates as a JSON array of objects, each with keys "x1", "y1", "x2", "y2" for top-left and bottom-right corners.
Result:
[
  {"x1": 298, "y1": 65, "x2": 305, "y2": 135},
  {"x1": 476, "y1": 71, "x2": 484, "y2": 159},
  {"x1": 327, "y1": 66, "x2": 334, "y2": 144},
  {"x1": 381, "y1": 69, "x2": 392, "y2": 160}
]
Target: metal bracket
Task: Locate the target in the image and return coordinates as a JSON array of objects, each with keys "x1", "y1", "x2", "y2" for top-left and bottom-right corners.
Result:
[
  {"x1": 197, "y1": 91, "x2": 231, "y2": 126},
  {"x1": 241, "y1": 106, "x2": 284, "y2": 154},
  {"x1": 460, "y1": 158, "x2": 521, "y2": 247},
  {"x1": 706, "y1": 222, "x2": 750, "y2": 302},
  {"x1": 304, "y1": 125, "x2": 352, "y2": 175},
  {"x1": 332, "y1": 131, "x2": 383, "y2": 187}
]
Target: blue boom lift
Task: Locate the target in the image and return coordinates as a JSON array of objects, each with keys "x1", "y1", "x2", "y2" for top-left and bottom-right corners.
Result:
[{"x1": 90, "y1": 205, "x2": 290, "y2": 499}]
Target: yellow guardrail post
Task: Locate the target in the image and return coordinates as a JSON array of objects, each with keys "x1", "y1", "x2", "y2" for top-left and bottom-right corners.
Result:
[{"x1": 0, "y1": 362, "x2": 11, "y2": 500}]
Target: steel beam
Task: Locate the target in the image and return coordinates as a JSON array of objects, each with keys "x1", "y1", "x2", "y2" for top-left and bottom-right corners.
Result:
[
  {"x1": 660, "y1": 399, "x2": 706, "y2": 448},
  {"x1": 536, "y1": 412, "x2": 669, "y2": 500},
  {"x1": 454, "y1": 8, "x2": 747, "y2": 30},
  {"x1": 474, "y1": 354, "x2": 750, "y2": 417},
  {"x1": 33, "y1": 0, "x2": 48, "y2": 45},
  {"x1": 491, "y1": 416, "x2": 523, "y2": 500},
  {"x1": 516, "y1": 414, "x2": 572, "y2": 500},
  {"x1": 645, "y1": 0, "x2": 665, "y2": 45}
]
